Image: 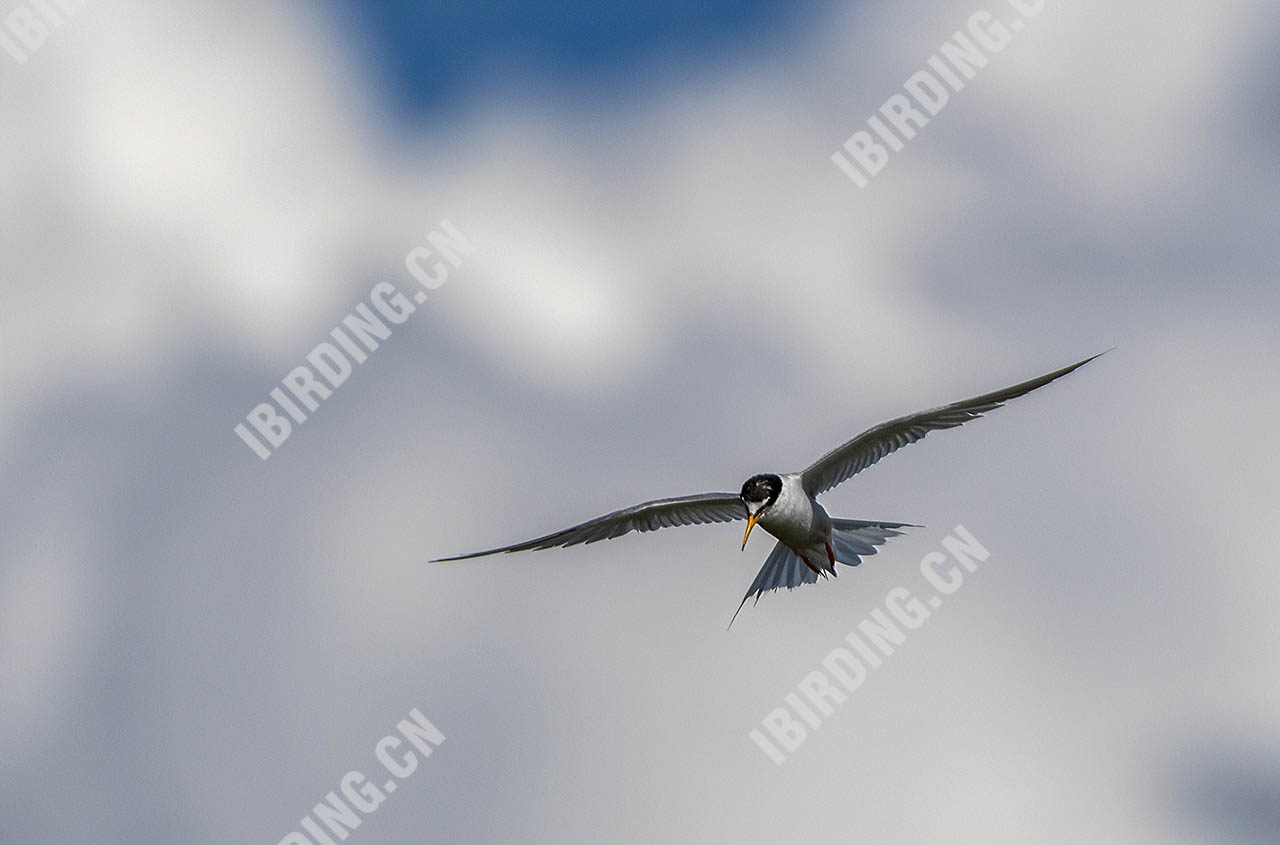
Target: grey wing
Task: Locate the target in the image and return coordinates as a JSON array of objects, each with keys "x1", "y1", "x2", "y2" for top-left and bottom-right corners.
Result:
[
  {"x1": 432, "y1": 492, "x2": 747, "y2": 561},
  {"x1": 800, "y1": 352, "x2": 1106, "y2": 497}
]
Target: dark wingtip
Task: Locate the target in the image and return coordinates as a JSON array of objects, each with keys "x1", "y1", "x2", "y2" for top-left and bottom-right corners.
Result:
[
  {"x1": 430, "y1": 545, "x2": 526, "y2": 563},
  {"x1": 428, "y1": 550, "x2": 496, "y2": 563},
  {"x1": 1018, "y1": 350, "x2": 1109, "y2": 394},
  {"x1": 1049, "y1": 350, "x2": 1109, "y2": 383},
  {"x1": 1078, "y1": 349, "x2": 1112, "y2": 367},
  {"x1": 429, "y1": 551, "x2": 473, "y2": 562}
]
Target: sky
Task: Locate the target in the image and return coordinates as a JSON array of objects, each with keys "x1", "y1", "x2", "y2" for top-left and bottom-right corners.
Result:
[{"x1": 2, "y1": 1, "x2": 1279, "y2": 843}]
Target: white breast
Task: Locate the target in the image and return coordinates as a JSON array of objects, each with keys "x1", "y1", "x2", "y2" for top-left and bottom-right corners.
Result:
[{"x1": 758, "y1": 474, "x2": 829, "y2": 549}]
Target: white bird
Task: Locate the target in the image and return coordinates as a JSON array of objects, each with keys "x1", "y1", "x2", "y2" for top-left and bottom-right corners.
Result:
[{"x1": 435, "y1": 353, "x2": 1103, "y2": 625}]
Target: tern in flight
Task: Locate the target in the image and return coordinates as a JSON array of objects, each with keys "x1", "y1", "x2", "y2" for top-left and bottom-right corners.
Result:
[{"x1": 435, "y1": 353, "x2": 1104, "y2": 625}]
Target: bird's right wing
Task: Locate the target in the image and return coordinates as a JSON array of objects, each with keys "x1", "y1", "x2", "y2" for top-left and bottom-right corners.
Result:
[
  {"x1": 799, "y1": 352, "x2": 1105, "y2": 497},
  {"x1": 432, "y1": 492, "x2": 747, "y2": 561}
]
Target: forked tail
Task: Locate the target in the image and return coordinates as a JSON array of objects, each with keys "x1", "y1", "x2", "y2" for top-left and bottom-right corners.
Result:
[
  {"x1": 728, "y1": 519, "x2": 916, "y2": 628},
  {"x1": 828, "y1": 518, "x2": 915, "y2": 565}
]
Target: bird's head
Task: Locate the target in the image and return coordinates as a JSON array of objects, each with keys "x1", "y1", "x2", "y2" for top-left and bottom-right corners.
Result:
[{"x1": 739, "y1": 473, "x2": 782, "y2": 549}]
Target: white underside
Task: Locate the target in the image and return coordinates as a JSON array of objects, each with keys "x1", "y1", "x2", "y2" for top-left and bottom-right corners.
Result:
[{"x1": 754, "y1": 473, "x2": 832, "y2": 564}]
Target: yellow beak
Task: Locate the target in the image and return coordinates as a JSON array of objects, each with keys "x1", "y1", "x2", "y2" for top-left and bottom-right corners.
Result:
[{"x1": 741, "y1": 513, "x2": 759, "y2": 550}]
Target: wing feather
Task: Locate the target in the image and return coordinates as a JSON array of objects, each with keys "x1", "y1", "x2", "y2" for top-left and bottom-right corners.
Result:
[
  {"x1": 800, "y1": 353, "x2": 1105, "y2": 496},
  {"x1": 432, "y1": 492, "x2": 746, "y2": 561}
]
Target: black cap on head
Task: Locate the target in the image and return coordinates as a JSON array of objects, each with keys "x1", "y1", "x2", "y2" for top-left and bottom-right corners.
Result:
[{"x1": 740, "y1": 473, "x2": 782, "y2": 507}]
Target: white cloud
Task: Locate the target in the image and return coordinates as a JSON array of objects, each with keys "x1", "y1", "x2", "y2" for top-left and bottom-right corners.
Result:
[{"x1": 2, "y1": 0, "x2": 1278, "y2": 841}]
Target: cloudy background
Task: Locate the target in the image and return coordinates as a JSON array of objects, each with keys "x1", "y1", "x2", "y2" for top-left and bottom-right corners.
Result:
[{"x1": 3, "y1": 0, "x2": 1279, "y2": 842}]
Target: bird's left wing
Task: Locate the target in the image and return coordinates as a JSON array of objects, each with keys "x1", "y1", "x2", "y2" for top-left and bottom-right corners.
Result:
[
  {"x1": 432, "y1": 492, "x2": 747, "y2": 561},
  {"x1": 799, "y1": 352, "x2": 1105, "y2": 497}
]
